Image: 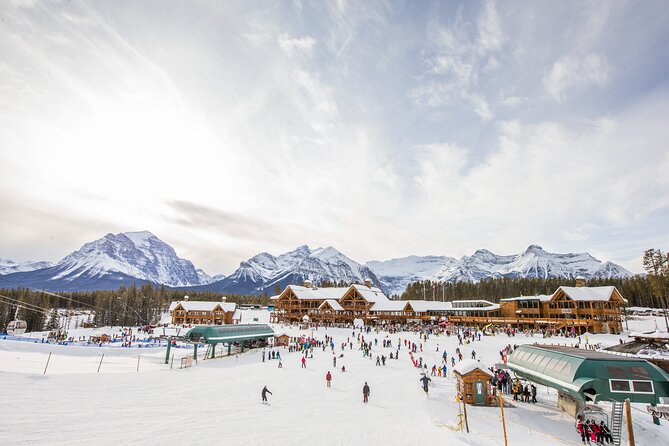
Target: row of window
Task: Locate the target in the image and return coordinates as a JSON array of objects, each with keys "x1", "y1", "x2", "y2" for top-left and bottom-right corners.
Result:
[{"x1": 610, "y1": 379, "x2": 653, "y2": 394}]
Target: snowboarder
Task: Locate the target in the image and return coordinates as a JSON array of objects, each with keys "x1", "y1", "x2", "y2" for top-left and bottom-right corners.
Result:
[
  {"x1": 420, "y1": 374, "x2": 431, "y2": 394},
  {"x1": 261, "y1": 386, "x2": 272, "y2": 403},
  {"x1": 326, "y1": 371, "x2": 332, "y2": 387},
  {"x1": 363, "y1": 382, "x2": 370, "y2": 403}
]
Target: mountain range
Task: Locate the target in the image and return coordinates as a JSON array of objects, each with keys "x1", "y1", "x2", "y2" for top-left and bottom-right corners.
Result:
[{"x1": 0, "y1": 232, "x2": 633, "y2": 295}]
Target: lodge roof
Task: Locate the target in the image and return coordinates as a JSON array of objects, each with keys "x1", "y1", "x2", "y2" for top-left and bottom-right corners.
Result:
[
  {"x1": 555, "y1": 286, "x2": 627, "y2": 303},
  {"x1": 169, "y1": 301, "x2": 237, "y2": 312},
  {"x1": 319, "y1": 299, "x2": 344, "y2": 311},
  {"x1": 500, "y1": 295, "x2": 553, "y2": 302}
]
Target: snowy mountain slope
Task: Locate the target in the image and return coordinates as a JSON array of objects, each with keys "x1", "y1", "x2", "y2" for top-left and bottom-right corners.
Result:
[
  {"x1": 366, "y1": 255, "x2": 458, "y2": 297},
  {"x1": 367, "y1": 245, "x2": 633, "y2": 295},
  {"x1": 196, "y1": 269, "x2": 226, "y2": 285},
  {"x1": 193, "y1": 245, "x2": 383, "y2": 295},
  {"x1": 0, "y1": 231, "x2": 203, "y2": 291},
  {"x1": 0, "y1": 259, "x2": 53, "y2": 275}
]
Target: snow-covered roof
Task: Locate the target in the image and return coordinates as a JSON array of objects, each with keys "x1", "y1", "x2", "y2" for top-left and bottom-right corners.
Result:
[
  {"x1": 221, "y1": 302, "x2": 237, "y2": 312},
  {"x1": 557, "y1": 286, "x2": 627, "y2": 303},
  {"x1": 453, "y1": 359, "x2": 493, "y2": 377},
  {"x1": 269, "y1": 294, "x2": 280, "y2": 300},
  {"x1": 169, "y1": 301, "x2": 236, "y2": 312},
  {"x1": 500, "y1": 295, "x2": 552, "y2": 302},
  {"x1": 319, "y1": 299, "x2": 344, "y2": 311},
  {"x1": 370, "y1": 300, "x2": 408, "y2": 312},
  {"x1": 287, "y1": 285, "x2": 350, "y2": 300},
  {"x1": 403, "y1": 300, "x2": 452, "y2": 313},
  {"x1": 351, "y1": 284, "x2": 390, "y2": 303},
  {"x1": 630, "y1": 330, "x2": 669, "y2": 340},
  {"x1": 232, "y1": 309, "x2": 241, "y2": 320}
]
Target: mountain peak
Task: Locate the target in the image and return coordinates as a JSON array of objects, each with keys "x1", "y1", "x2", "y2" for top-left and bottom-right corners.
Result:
[{"x1": 524, "y1": 244, "x2": 545, "y2": 253}]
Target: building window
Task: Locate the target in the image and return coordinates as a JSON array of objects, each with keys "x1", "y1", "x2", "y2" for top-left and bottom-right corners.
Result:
[{"x1": 610, "y1": 380, "x2": 630, "y2": 392}]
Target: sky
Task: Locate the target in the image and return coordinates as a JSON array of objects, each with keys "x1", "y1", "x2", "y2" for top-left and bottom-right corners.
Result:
[{"x1": 1, "y1": 0, "x2": 668, "y2": 275}]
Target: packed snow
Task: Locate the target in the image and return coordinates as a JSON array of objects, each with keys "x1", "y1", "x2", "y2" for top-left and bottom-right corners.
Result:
[{"x1": 1, "y1": 313, "x2": 668, "y2": 445}]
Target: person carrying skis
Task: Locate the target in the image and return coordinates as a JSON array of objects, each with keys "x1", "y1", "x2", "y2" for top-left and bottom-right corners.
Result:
[
  {"x1": 420, "y1": 373, "x2": 431, "y2": 394},
  {"x1": 261, "y1": 386, "x2": 272, "y2": 403},
  {"x1": 363, "y1": 382, "x2": 370, "y2": 403},
  {"x1": 326, "y1": 371, "x2": 332, "y2": 387}
]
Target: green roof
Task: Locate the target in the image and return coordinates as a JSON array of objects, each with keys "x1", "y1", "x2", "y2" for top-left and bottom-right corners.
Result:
[
  {"x1": 508, "y1": 344, "x2": 669, "y2": 404},
  {"x1": 184, "y1": 324, "x2": 275, "y2": 344}
]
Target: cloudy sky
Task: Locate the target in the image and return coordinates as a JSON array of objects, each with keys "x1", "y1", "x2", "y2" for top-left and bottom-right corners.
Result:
[{"x1": 1, "y1": 0, "x2": 668, "y2": 275}]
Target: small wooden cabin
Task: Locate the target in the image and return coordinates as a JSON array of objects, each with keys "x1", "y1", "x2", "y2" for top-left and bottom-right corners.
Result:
[
  {"x1": 453, "y1": 360, "x2": 494, "y2": 406},
  {"x1": 275, "y1": 334, "x2": 290, "y2": 347}
]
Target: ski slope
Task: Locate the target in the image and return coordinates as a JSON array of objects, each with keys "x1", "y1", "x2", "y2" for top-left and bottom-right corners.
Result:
[{"x1": 1, "y1": 314, "x2": 668, "y2": 445}]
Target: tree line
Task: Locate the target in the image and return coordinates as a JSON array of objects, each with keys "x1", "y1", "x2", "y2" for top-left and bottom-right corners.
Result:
[{"x1": 0, "y1": 285, "x2": 269, "y2": 332}]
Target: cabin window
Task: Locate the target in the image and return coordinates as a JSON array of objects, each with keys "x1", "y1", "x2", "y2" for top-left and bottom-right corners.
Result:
[
  {"x1": 607, "y1": 366, "x2": 627, "y2": 379},
  {"x1": 632, "y1": 381, "x2": 653, "y2": 393},
  {"x1": 610, "y1": 380, "x2": 630, "y2": 392}
]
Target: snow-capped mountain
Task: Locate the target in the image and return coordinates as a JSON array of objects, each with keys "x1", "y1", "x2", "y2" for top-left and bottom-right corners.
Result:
[
  {"x1": 0, "y1": 258, "x2": 54, "y2": 275},
  {"x1": 196, "y1": 269, "x2": 226, "y2": 285},
  {"x1": 366, "y1": 245, "x2": 633, "y2": 296},
  {"x1": 0, "y1": 231, "x2": 204, "y2": 291},
  {"x1": 195, "y1": 245, "x2": 383, "y2": 295}
]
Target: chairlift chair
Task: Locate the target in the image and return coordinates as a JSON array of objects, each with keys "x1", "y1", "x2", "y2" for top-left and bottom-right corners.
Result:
[
  {"x1": 6, "y1": 306, "x2": 27, "y2": 335},
  {"x1": 575, "y1": 403, "x2": 609, "y2": 433}
]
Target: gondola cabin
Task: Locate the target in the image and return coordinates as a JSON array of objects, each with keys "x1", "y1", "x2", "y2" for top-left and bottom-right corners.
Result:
[
  {"x1": 453, "y1": 360, "x2": 494, "y2": 406},
  {"x1": 6, "y1": 319, "x2": 27, "y2": 336}
]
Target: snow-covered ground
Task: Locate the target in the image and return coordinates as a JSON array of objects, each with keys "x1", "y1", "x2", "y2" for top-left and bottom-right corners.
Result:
[{"x1": 1, "y1": 313, "x2": 668, "y2": 445}]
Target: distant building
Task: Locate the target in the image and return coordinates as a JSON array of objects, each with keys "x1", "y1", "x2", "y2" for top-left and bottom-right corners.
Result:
[{"x1": 169, "y1": 298, "x2": 239, "y2": 325}]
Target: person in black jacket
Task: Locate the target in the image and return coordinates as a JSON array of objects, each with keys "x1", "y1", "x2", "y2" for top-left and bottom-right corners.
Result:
[
  {"x1": 363, "y1": 382, "x2": 370, "y2": 403},
  {"x1": 419, "y1": 374, "x2": 431, "y2": 393},
  {"x1": 261, "y1": 386, "x2": 272, "y2": 403}
]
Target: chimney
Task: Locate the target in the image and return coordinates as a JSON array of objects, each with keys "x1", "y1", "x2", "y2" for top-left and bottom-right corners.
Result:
[
  {"x1": 575, "y1": 276, "x2": 585, "y2": 288},
  {"x1": 364, "y1": 278, "x2": 372, "y2": 288},
  {"x1": 221, "y1": 296, "x2": 227, "y2": 302},
  {"x1": 303, "y1": 279, "x2": 312, "y2": 288},
  {"x1": 184, "y1": 295, "x2": 190, "y2": 301}
]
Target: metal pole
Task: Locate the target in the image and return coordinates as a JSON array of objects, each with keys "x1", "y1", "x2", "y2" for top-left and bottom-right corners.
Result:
[
  {"x1": 194, "y1": 344, "x2": 198, "y2": 363},
  {"x1": 462, "y1": 401, "x2": 470, "y2": 433},
  {"x1": 499, "y1": 392, "x2": 508, "y2": 446},
  {"x1": 165, "y1": 338, "x2": 171, "y2": 364},
  {"x1": 170, "y1": 353, "x2": 174, "y2": 369},
  {"x1": 625, "y1": 398, "x2": 635, "y2": 446},
  {"x1": 97, "y1": 354, "x2": 104, "y2": 373},
  {"x1": 136, "y1": 355, "x2": 140, "y2": 372},
  {"x1": 43, "y1": 352, "x2": 52, "y2": 375}
]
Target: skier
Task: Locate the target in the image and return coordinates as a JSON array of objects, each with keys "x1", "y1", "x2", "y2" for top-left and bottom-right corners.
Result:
[
  {"x1": 363, "y1": 382, "x2": 370, "y2": 403},
  {"x1": 531, "y1": 384, "x2": 537, "y2": 403},
  {"x1": 261, "y1": 386, "x2": 272, "y2": 403},
  {"x1": 420, "y1": 373, "x2": 431, "y2": 394},
  {"x1": 333, "y1": 356, "x2": 337, "y2": 367},
  {"x1": 326, "y1": 371, "x2": 332, "y2": 388},
  {"x1": 301, "y1": 356, "x2": 306, "y2": 368}
]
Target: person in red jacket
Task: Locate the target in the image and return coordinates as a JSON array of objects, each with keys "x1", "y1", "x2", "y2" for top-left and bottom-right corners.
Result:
[
  {"x1": 301, "y1": 356, "x2": 306, "y2": 368},
  {"x1": 326, "y1": 371, "x2": 332, "y2": 387}
]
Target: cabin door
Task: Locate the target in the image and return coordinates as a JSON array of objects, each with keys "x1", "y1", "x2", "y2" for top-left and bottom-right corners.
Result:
[{"x1": 474, "y1": 381, "x2": 485, "y2": 405}]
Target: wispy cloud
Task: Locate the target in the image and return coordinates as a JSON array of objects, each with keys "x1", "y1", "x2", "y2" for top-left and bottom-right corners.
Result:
[
  {"x1": 278, "y1": 34, "x2": 317, "y2": 56},
  {"x1": 544, "y1": 53, "x2": 610, "y2": 101}
]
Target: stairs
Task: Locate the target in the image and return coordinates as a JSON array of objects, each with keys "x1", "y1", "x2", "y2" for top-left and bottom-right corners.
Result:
[{"x1": 610, "y1": 401, "x2": 624, "y2": 446}]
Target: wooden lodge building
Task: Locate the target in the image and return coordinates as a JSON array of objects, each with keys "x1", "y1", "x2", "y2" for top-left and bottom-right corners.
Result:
[
  {"x1": 270, "y1": 277, "x2": 627, "y2": 334},
  {"x1": 169, "y1": 298, "x2": 240, "y2": 325}
]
